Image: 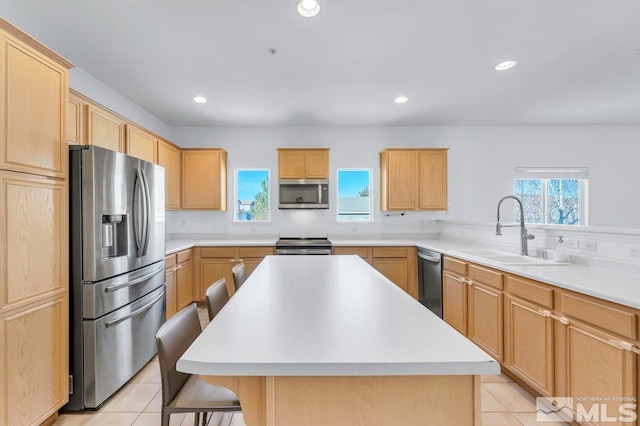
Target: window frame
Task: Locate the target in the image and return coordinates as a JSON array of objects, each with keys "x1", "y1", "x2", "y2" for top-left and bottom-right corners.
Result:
[
  {"x1": 513, "y1": 167, "x2": 588, "y2": 226},
  {"x1": 336, "y1": 168, "x2": 373, "y2": 223},
  {"x1": 233, "y1": 168, "x2": 271, "y2": 223}
]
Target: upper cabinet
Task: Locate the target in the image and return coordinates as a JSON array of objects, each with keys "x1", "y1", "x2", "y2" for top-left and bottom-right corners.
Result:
[
  {"x1": 157, "y1": 140, "x2": 181, "y2": 210},
  {"x1": 86, "y1": 104, "x2": 125, "y2": 153},
  {"x1": 67, "y1": 92, "x2": 85, "y2": 145},
  {"x1": 380, "y1": 148, "x2": 448, "y2": 211},
  {"x1": 278, "y1": 148, "x2": 329, "y2": 179},
  {"x1": 0, "y1": 26, "x2": 70, "y2": 178},
  {"x1": 125, "y1": 124, "x2": 156, "y2": 163},
  {"x1": 181, "y1": 149, "x2": 227, "y2": 210}
]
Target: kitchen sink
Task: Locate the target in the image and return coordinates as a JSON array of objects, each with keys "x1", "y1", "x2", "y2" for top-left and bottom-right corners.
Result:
[{"x1": 450, "y1": 249, "x2": 571, "y2": 266}]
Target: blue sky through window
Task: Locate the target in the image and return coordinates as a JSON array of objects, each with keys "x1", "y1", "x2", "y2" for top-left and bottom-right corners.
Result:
[
  {"x1": 338, "y1": 170, "x2": 369, "y2": 196},
  {"x1": 237, "y1": 170, "x2": 269, "y2": 200}
]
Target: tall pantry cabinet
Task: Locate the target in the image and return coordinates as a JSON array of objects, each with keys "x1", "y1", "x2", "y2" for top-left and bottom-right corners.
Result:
[{"x1": 0, "y1": 19, "x2": 72, "y2": 426}]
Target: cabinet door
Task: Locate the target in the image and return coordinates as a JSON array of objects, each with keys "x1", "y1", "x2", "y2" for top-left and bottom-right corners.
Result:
[
  {"x1": 0, "y1": 32, "x2": 67, "y2": 177},
  {"x1": 333, "y1": 246, "x2": 371, "y2": 263},
  {"x1": 0, "y1": 171, "x2": 67, "y2": 314},
  {"x1": 373, "y1": 258, "x2": 409, "y2": 293},
  {"x1": 560, "y1": 321, "x2": 637, "y2": 424},
  {"x1": 86, "y1": 105, "x2": 125, "y2": 152},
  {"x1": 384, "y1": 151, "x2": 418, "y2": 210},
  {"x1": 443, "y1": 271, "x2": 468, "y2": 335},
  {"x1": 67, "y1": 92, "x2": 85, "y2": 145},
  {"x1": 165, "y1": 267, "x2": 177, "y2": 319},
  {"x1": 182, "y1": 150, "x2": 227, "y2": 210},
  {"x1": 305, "y1": 150, "x2": 329, "y2": 179},
  {"x1": 418, "y1": 150, "x2": 447, "y2": 210},
  {"x1": 504, "y1": 295, "x2": 554, "y2": 396},
  {"x1": 201, "y1": 259, "x2": 235, "y2": 300},
  {"x1": 468, "y1": 282, "x2": 503, "y2": 362},
  {"x1": 278, "y1": 150, "x2": 304, "y2": 179},
  {"x1": 176, "y1": 261, "x2": 193, "y2": 310},
  {"x1": 0, "y1": 295, "x2": 68, "y2": 426},
  {"x1": 126, "y1": 125, "x2": 156, "y2": 163},
  {"x1": 157, "y1": 140, "x2": 181, "y2": 209}
]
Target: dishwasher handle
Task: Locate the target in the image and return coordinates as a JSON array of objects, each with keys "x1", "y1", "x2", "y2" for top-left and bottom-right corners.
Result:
[{"x1": 418, "y1": 252, "x2": 441, "y2": 263}]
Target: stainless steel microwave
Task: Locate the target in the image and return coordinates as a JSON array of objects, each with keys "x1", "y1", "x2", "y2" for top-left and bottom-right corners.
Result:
[{"x1": 279, "y1": 179, "x2": 329, "y2": 209}]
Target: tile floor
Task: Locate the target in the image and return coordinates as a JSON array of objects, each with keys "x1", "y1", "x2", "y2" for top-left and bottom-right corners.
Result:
[{"x1": 54, "y1": 307, "x2": 567, "y2": 426}]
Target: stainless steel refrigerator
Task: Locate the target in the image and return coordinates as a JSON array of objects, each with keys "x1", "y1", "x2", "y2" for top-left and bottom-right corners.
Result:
[{"x1": 66, "y1": 145, "x2": 166, "y2": 410}]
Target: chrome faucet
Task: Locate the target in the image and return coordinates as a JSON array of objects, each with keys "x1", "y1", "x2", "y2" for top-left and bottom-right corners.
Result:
[{"x1": 496, "y1": 195, "x2": 535, "y2": 256}]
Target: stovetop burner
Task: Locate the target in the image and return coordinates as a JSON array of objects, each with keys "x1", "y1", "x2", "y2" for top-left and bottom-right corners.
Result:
[{"x1": 275, "y1": 236, "x2": 332, "y2": 255}]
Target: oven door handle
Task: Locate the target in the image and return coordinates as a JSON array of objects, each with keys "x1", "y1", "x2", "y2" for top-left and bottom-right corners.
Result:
[
  {"x1": 418, "y1": 252, "x2": 441, "y2": 263},
  {"x1": 105, "y1": 291, "x2": 164, "y2": 328}
]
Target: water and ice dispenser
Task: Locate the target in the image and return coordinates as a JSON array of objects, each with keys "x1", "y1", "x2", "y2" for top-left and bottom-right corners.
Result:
[{"x1": 101, "y1": 214, "x2": 128, "y2": 258}]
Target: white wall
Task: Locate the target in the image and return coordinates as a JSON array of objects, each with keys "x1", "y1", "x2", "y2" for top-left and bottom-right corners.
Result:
[
  {"x1": 70, "y1": 67, "x2": 173, "y2": 140},
  {"x1": 168, "y1": 125, "x2": 640, "y2": 237}
]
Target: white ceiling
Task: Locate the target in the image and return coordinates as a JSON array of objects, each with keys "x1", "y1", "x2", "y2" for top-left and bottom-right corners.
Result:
[{"x1": 2, "y1": 0, "x2": 639, "y2": 126}]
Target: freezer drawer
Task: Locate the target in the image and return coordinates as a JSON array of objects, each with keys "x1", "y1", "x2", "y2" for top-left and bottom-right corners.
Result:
[{"x1": 82, "y1": 286, "x2": 165, "y2": 409}]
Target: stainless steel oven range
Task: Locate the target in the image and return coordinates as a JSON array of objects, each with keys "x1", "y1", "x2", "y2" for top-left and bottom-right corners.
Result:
[{"x1": 275, "y1": 237, "x2": 332, "y2": 255}]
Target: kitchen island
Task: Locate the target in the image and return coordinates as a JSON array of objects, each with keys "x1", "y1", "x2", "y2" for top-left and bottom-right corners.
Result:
[{"x1": 177, "y1": 255, "x2": 499, "y2": 425}]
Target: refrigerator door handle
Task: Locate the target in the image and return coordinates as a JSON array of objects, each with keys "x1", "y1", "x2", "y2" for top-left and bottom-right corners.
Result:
[
  {"x1": 103, "y1": 263, "x2": 164, "y2": 293},
  {"x1": 133, "y1": 168, "x2": 150, "y2": 257},
  {"x1": 104, "y1": 291, "x2": 164, "y2": 328},
  {"x1": 140, "y1": 169, "x2": 151, "y2": 257}
]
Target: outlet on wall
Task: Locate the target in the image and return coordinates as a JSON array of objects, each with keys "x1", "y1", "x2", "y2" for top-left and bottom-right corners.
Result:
[
  {"x1": 581, "y1": 240, "x2": 598, "y2": 251},
  {"x1": 563, "y1": 238, "x2": 580, "y2": 249},
  {"x1": 629, "y1": 247, "x2": 640, "y2": 258}
]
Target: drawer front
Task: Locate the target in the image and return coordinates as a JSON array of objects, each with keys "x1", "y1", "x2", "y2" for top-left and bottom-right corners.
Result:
[
  {"x1": 468, "y1": 264, "x2": 503, "y2": 290},
  {"x1": 165, "y1": 254, "x2": 177, "y2": 269},
  {"x1": 373, "y1": 247, "x2": 408, "y2": 258},
  {"x1": 199, "y1": 247, "x2": 235, "y2": 258},
  {"x1": 238, "y1": 246, "x2": 274, "y2": 258},
  {"x1": 333, "y1": 246, "x2": 371, "y2": 259},
  {"x1": 443, "y1": 256, "x2": 467, "y2": 276},
  {"x1": 559, "y1": 292, "x2": 637, "y2": 340},
  {"x1": 506, "y1": 275, "x2": 553, "y2": 309},
  {"x1": 176, "y1": 249, "x2": 192, "y2": 264}
]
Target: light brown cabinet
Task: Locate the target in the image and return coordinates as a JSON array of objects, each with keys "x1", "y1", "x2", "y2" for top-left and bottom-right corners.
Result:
[
  {"x1": 165, "y1": 254, "x2": 178, "y2": 319},
  {"x1": 86, "y1": 104, "x2": 125, "y2": 153},
  {"x1": 181, "y1": 149, "x2": 227, "y2": 210},
  {"x1": 331, "y1": 246, "x2": 418, "y2": 299},
  {"x1": 442, "y1": 257, "x2": 503, "y2": 362},
  {"x1": 0, "y1": 18, "x2": 71, "y2": 426},
  {"x1": 126, "y1": 124, "x2": 157, "y2": 163},
  {"x1": 379, "y1": 148, "x2": 448, "y2": 211},
  {"x1": 165, "y1": 250, "x2": 194, "y2": 318},
  {"x1": 277, "y1": 148, "x2": 329, "y2": 179},
  {"x1": 195, "y1": 246, "x2": 274, "y2": 299},
  {"x1": 157, "y1": 140, "x2": 181, "y2": 209},
  {"x1": 67, "y1": 92, "x2": 85, "y2": 145}
]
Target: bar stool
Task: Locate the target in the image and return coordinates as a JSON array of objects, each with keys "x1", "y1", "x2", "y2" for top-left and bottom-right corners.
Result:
[
  {"x1": 155, "y1": 303, "x2": 241, "y2": 426},
  {"x1": 205, "y1": 278, "x2": 229, "y2": 321},
  {"x1": 231, "y1": 262, "x2": 247, "y2": 292}
]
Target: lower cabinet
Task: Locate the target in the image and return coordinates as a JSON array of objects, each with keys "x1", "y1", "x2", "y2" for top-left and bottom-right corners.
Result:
[
  {"x1": 332, "y1": 246, "x2": 418, "y2": 299},
  {"x1": 165, "y1": 254, "x2": 177, "y2": 318},
  {"x1": 195, "y1": 246, "x2": 274, "y2": 299},
  {"x1": 165, "y1": 249, "x2": 193, "y2": 318}
]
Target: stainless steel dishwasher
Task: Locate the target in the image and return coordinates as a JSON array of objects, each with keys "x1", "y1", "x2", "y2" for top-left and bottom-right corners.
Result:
[{"x1": 417, "y1": 248, "x2": 443, "y2": 318}]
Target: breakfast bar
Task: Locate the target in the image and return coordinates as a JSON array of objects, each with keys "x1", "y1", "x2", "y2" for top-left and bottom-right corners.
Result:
[{"x1": 177, "y1": 255, "x2": 499, "y2": 425}]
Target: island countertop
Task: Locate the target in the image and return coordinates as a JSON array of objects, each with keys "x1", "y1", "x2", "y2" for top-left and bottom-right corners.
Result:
[{"x1": 177, "y1": 255, "x2": 499, "y2": 377}]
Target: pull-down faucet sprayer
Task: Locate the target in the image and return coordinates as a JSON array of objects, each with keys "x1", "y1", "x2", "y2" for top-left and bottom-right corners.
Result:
[{"x1": 496, "y1": 195, "x2": 535, "y2": 256}]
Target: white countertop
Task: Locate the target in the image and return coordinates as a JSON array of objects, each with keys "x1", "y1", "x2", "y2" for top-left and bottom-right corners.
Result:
[
  {"x1": 165, "y1": 235, "x2": 640, "y2": 311},
  {"x1": 177, "y1": 255, "x2": 500, "y2": 377}
]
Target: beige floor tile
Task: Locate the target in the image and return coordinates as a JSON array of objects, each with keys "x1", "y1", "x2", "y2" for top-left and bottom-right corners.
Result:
[
  {"x1": 481, "y1": 386, "x2": 509, "y2": 412},
  {"x1": 133, "y1": 412, "x2": 186, "y2": 426},
  {"x1": 53, "y1": 413, "x2": 97, "y2": 425},
  {"x1": 100, "y1": 383, "x2": 160, "y2": 413},
  {"x1": 228, "y1": 413, "x2": 245, "y2": 426},
  {"x1": 181, "y1": 413, "x2": 197, "y2": 425},
  {"x1": 481, "y1": 372, "x2": 513, "y2": 383},
  {"x1": 483, "y1": 382, "x2": 537, "y2": 413},
  {"x1": 131, "y1": 360, "x2": 161, "y2": 384},
  {"x1": 82, "y1": 412, "x2": 140, "y2": 426},
  {"x1": 481, "y1": 412, "x2": 523, "y2": 426},
  {"x1": 143, "y1": 390, "x2": 162, "y2": 413},
  {"x1": 513, "y1": 412, "x2": 569, "y2": 426}
]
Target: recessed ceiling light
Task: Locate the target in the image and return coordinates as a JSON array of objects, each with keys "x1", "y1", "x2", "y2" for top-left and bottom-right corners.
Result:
[
  {"x1": 193, "y1": 96, "x2": 207, "y2": 103},
  {"x1": 394, "y1": 96, "x2": 409, "y2": 104},
  {"x1": 495, "y1": 60, "x2": 517, "y2": 71},
  {"x1": 298, "y1": 0, "x2": 320, "y2": 17}
]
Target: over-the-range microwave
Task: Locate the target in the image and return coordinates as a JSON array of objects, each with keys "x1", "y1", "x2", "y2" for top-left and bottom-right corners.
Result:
[{"x1": 279, "y1": 179, "x2": 329, "y2": 209}]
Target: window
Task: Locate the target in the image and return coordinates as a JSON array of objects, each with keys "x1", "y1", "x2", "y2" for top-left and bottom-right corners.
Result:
[
  {"x1": 235, "y1": 169, "x2": 270, "y2": 222},
  {"x1": 514, "y1": 167, "x2": 588, "y2": 225},
  {"x1": 337, "y1": 169, "x2": 372, "y2": 221}
]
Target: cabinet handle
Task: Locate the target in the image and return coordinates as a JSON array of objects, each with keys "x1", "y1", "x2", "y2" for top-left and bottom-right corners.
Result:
[
  {"x1": 610, "y1": 340, "x2": 640, "y2": 355},
  {"x1": 447, "y1": 275, "x2": 466, "y2": 283},
  {"x1": 538, "y1": 310, "x2": 570, "y2": 325},
  {"x1": 229, "y1": 259, "x2": 236, "y2": 263},
  {"x1": 465, "y1": 279, "x2": 474, "y2": 286},
  {"x1": 237, "y1": 258, "x2": 244, "y2": 262}
]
